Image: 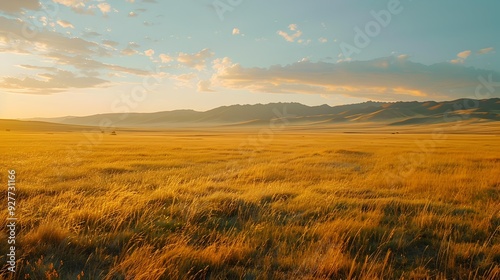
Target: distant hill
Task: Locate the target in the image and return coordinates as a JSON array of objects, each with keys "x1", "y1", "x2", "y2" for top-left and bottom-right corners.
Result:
[
  {"x1": 25, "y1": 98, "x2": 500, "y2": 128},
  {"x1": 0, "y1": 119, "x2": 97, "y2": 132}
]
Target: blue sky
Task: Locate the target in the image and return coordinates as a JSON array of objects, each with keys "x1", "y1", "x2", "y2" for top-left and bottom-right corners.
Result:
[{"x1": 0, "y1": 0, "x2": 499, "y2": 118}]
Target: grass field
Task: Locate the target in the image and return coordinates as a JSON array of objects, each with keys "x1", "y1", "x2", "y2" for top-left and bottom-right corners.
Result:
[{"x1": 0, "y1": 128, "x2": 499, "y2": 279}]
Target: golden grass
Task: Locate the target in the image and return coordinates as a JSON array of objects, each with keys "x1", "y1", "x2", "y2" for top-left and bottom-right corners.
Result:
[{"x1": 0, "y1": 129, "x2": 499, "y2": 279}]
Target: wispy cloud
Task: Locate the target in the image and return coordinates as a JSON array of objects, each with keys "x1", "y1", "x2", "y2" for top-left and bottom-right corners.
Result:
[
  {"x1": 210, "y1": 56, "x2": 498, "y2": 101},
  {"x1": 1, "y1": 67, "x2": 108, "y2": 94},
  {"x1": 127, "y1": 42, "x2": 140, "y2": 48},
  {"x1": 451, "y1": 50, "x2": 471, "y2": 64},
  {"x1": 46, "y1": 52, "x2": 151, "y2": 76},
  {"x1": 478, "y1": 47, "x2": 494, "y2": 55},
  {"x1": 277, "y1": 24, "x2": 303, "y2": 42},
  {"x1": 82, "y1": 30, "x2": 101, "y2": 38},
  {"x1": 198, "y1": 80, "x2": 214, "y2": 92},
  {"x1": 57, "y1": 20, "x2": 74, "y2": 29},
  {"x1": 168, "y1": 72, "x2": 198, "y2": 88},
  {"x1": 177, "y1": 48, "x2": 214, "y2": 70},
  {"x1": 52, "y1": 0, "x2": 95, "y2": 15},
  {"x1": 102, "y1": 40, "x2": 119, "y2": 48},
  {"x1": 457, "y1": 50, "x2": 471, "y2": 59},
  {"x1": 121, "y1": 47, "x2": 138, "y2": 56},
  {"x1": 0, "y1": 16, "x2": 105, "y2": 55},
  {"x1": 159, "y1": 54, "x2": 172, "y2": 63},
  {"x1": 0, "y1": 15, "x2": 155, "y2": 95}
]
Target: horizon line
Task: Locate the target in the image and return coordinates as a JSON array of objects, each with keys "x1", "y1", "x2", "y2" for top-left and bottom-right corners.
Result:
[{"x1": 8, "y1": 97, "x2": 499, "y2": 121}]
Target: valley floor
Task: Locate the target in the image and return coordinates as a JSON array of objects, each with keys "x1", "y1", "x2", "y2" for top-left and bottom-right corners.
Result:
[{"x1": 0, "y1": 128, "x2": 499, "y2": 279}]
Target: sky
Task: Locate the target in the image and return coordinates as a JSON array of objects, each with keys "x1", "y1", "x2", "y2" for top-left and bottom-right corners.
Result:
[{"x1": 0, "y1": 0, "x2": 499, "y2": 119}]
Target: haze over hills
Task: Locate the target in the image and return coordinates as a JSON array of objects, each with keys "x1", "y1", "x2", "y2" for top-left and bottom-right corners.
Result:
[
  {"x1": 24, "y1": 98, "x2": 500, "y2": 128},
  {"x1": 0, "y1": 119, "x2": 99, "y2": 132}
]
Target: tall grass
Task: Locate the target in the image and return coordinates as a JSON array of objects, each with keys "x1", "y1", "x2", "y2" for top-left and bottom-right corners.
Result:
[{"x1": 0, "y1": 130, "x2": 498, "y2": 279}]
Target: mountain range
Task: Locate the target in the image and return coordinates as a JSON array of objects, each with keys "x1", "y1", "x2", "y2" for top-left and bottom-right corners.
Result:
[{"x1": 25, "y1": 98, "x2": 500, "y2": 128}]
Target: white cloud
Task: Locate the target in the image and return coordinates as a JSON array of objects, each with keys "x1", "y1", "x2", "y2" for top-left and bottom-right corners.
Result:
[
  {"x1": 127, "y1": 42, "x2": 140, "y2": 48},
  {"x1": 277, "y1": 24, "x2": 303, "y2": 42},
  {"x1": 297, "y1": 39, "x2": 311, "y2": 45},
  {"x1": 1, "y1": 68, "x2": 108, "y2": 94},
  {"x1": 53, "y1": 0, "x2": 95, "y2": 15},
  {"x1": 232, "y1": 28, "x2": 240, "y2": 35},
  {"x1": 398, "y1": 54, "x2": 409, "y2": 59},
  {"x1": 198, "y1": 80, "x2": 214, "y2": 92},
  {"x1": 457, "y1": 50, "x2": 471, "y2": 59},
  {"x1": 212, "y1": 57, "x2": 233, "y2": 72},
  {"x1": 45, "y1": 52, "x2": 150, "y2": 76},
  {"x1": 144, "y1": 49, "x2": 155, "y2": 57},
  {"x1": 0, "y1": 15, "x2": 155, "y2": 95},
  {"x1": 177, "y1": 48, "x2": 214, "y2": 71},
  {"x1": 166, "y1": 73, "x2": 198, "y2": 88},
  {"x1": 172, "y1": 73, "x2": 196, "y2": 82},
  {"x1": 102, "y1": 40, "x2": 119, "y2": 48},
  {"x1": 210, "y1": 56, "x2": 499, "y2": 101},
  {"x1": 82, "y1": 30, "x2": 101, "y2": 38},
  {"x1": 121, "y1": 47, "x2": 138, "y2": 56},
  {"x1": 451, "y1": 50, "x2": 472, "y2": 64},
  {"x1": 97, "y1": 2, "x2": 111, "y2": 15},
  {"x1": 57, "y1": 20, "x2": 74, "y2": 29},
  {"x1": 318, "y1": 37, "x2": 328, "y2": 43},
  {"x1": 0, "y1": 16, "x2": 105, "y2": 56},
  {"x1": 478, "y1": 47, "x2": 494, "y2": 55},
  {"x1": 53, "y1": 0, "x2": 84, "y2": 6},
  {"x1": 159, "y1": 54, "x2": 172, "y2": 63}
]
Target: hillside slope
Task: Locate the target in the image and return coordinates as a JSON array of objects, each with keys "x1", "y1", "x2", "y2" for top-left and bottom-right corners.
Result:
[{"x1": 26, "y1": 98, "x2": 500, "y2": 128}]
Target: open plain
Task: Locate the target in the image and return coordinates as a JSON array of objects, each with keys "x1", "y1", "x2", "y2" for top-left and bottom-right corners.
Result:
[{"x1": 0, "y1": 122, "x2": 499, "y2": 279}]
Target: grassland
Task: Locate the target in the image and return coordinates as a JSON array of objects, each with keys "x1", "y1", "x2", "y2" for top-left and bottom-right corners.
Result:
[{"x1": 0, "y1": 128, "x2": 499, "y2": 279}]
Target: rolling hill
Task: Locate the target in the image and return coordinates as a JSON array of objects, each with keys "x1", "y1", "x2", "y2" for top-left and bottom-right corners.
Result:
[{"x1": 24, "y1": 98, "x2": 500, "y2": 128}]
